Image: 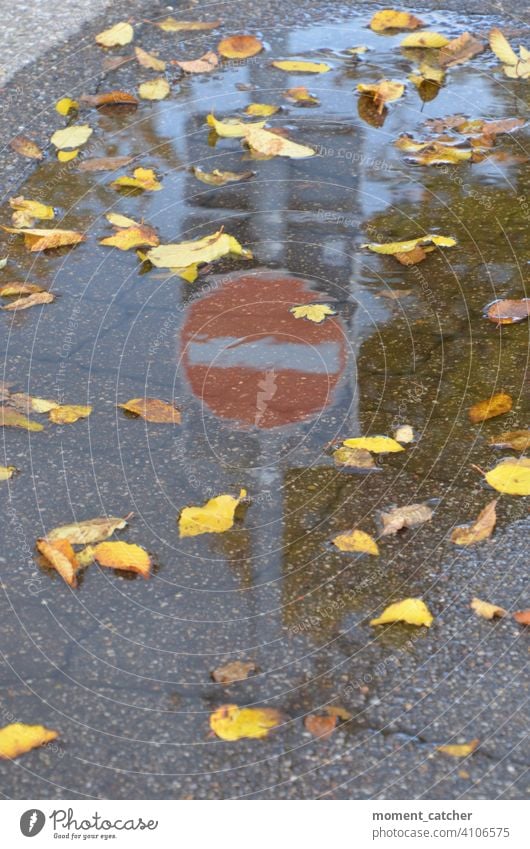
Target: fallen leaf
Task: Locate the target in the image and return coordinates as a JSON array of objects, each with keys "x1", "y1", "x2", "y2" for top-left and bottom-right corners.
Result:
[
  {"x1": 381, "y1": 503, "x2": 433, "y2": 535},
  {"x1": 94, "y1": 540, "x2": 151, "y2": 578},
  {"x1": 146, "y1": 230, "x2": 252, "y2": 270},
  {"x1": 77, "y1": 156, "x2": 134, "y2": 172},
  {"x1": 57, "y1": 149, "x2": 79, "y2": 162},
  {"x1": 179, "y1": 489, "x2": 246, "y2": 537},
  {"x1": 101, "y1": 54, "x2": 134, "y2": 72},
  {"x1": 489, "y1": 28, "x2": 530, "y2": 78},
  {"x1": 0, "y1": 407, "x2": 43, "y2": 431},
  {"x1": 470, "y1": 597, "x2": 507, "y2": 620},
  {"x1": 357, "y1": 80, "x2": 404, "y2": 113},
  {"x1": 206, "y1": 113, "x2": 266, "y2": 137},
  {"x1": 401, "y1": 32, "x2": 450, "y2": 48},
  {"x1": 272, "y1": 59, "x2": 331, "y2": 73},
  {"x1": 394, "y1": 424, "x2": 415, "y2": 443},
  {"x1": 55, "y1": 96, "x2": 79, "y2": 115},
  {"x1": 111, "y1": 167, "x2": 162, "y2": 191},
  {"x1": 332, "y1": 528, "x2": 379, "y2": 555},
  {"x1": 105, "y1": 212, "x2": 138, "y2": 227},
  {"x1": 209, "y1": 704, "x2": 282, "y2": 740},
  {"x1": 134, "y1": 46, "x2": 166, "y2": 71},
  {"x1": 342, "y1": 436, "x2": 404, "y2": 453},
  {"x1": 452, "y1": 500, "x2": 497, "y2": 545},
  {"x1": 9, "y1": 196, "x2": 54, "y2": 228},
  {"x1": 218, "y1": 35, "x2": 263, "y2": 59},
  {"x1": 46, "y1": 515, "x2": 130, "y2": 544},
  {"x1": 245, "y1": 126, "x2": 315, "y2": 158},
  {"x1": 80, "y1": 91, "x2": 138, "y2": 109},
  {"x1": 438, "y1": 739, "x2": 479, "y2": 757},
  {"x1": 175, "y1": 51, "x2": 219, "y2": 73},
  {"x1": 332, "y1": 446, "x2": 376, "y2": 469},
  {"x1": 100, "y1": 224, "x2": 159, "y2": 250},
  {"x1": 469, "y1": 392, "x2": 512, "y2": 424},
  {"x1": 283, "y1": 86, "x2": 320, "y2": 105},
  {"x1": 37, "y1": 538, "x2": 79, "y2": 587},
  {"x1": 370, "y1": 598, "x2": 433, "y2": 627},
  {"x1": 10, "y1": 136, "x2": 43, "y2": 159},
  {"x1": 485, "y1": 457, "x2": 530, "y2": 495},
  {"x1": 191, "y1": 167, "x2": 254, "y2": 186},
  {"x1": 304, "y1": 714, "x2": 337, "y2": 739},
  {"x1": 0, "y1": 723, "x2": 58, "y2": 759},
  {"x1": 138, "y1": 77, "x2": 170, "y2": 100},
  {"x1": 211, "y1": 661, "x2": 257, "y2": 684},
  {"x1": 0, "y1": 226, "x2": 84, "y2": 252},
  {"x1": 119, "y1": 397, "x2": 181, "y2": 423},
  {"x1": 50, "y1": 124, "x2": 93, "y2": 150},
  {"x1": 377, "y1": 288, "x2": 413, "y2": 299},
  {"x1": 439, "y1": 32, "x2": 484, "y2": 67},
  {"x1": 325, "y1": 705, "x2": 352, "y2": 721},
  {"x1": 486, "y1": 299, "x2": 530, "y2": 325},
  {"x1": 513, "y1": 609, "x2": 530, "y2": 625},
  {"x1": 7, "y1": 393, "x2": 57, "y2": 414},
  {"x1": 2, "y1": 292, "x2": 55, "y2": 311},
  {"x1": 244, "y1": 103, "x2": 279, "y2": 117},
  {"x1": 370, "y1": 10, "x2": 424, "y2": 32},
  {"x1": 362, "y1": 234, "x2": 456, "y2": 262},
  {"x1": 76, "y1": 545, "x2": 96, "y2": 568},
  {"x1": 290, "y1": 303, "x2": 337, "y2": 323},
  {"x1": 156, "y1": 18, "x2": 220, "y2": 33},
  {"x1": 0, "y1": 466, "x2": 17, "y2": 481},
  {"x1": 95, "y1": 22, "x2": 134, "y2": 47},
  {"x1": 48, "y1": 405, "x2": 92, "y2": 424},
  {"x1": 489, "y1": 430, "x2": 530, "y2": 452}
]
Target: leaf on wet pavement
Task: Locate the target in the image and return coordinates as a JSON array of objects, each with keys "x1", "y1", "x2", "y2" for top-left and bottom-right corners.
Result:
[
  {"x1": 0, "y1": 407, "x2": 43, "y2": 431},
  {"x1": 290, "y1": 304, "x2": 336, "y2": 323},
  {"x1": 175, "y1": 51, "x2": 219, "y2": 73},
  {"x1": 394, "y1": 424, "x2": 415, "y2": 443},
  {"x1": 357, "y1": 80, "x2": 404, "y2": 113},
  {"x1": 370, "y1": 598, "x2": 433, "y2": 627},
  {"x1": 9, "y1": 196, "x2": 54, "y2": 228},
  {"x1": 244, "y1": 126, "x2": 315, "y2": 158},
  {"x1": 468, "y1": 392, "x2": 512, "y2": 424},
  {"x1": 369, "y1": 10, "x2": 424, "y2": 32},
  {"x1": 37, "y1": 537, "x2": 79, "y2": 587},
  {"x1": 218, "y1": 35, "x2": 263, "y2": 59},
  {"x1": 111, "y1": 167, "x2": 162, "y2": 191},
  {"x1": 105, "y1": 212, "x2": 138, "y2": 227},
  {"x1": 0, "y1": 723, "x2": 58, "y2": 759},
  {"x1": 381, "y1": 503, "x2": 433, "y2": 535},
  {"x1": 206, "y1": 113, "x2": 266, "y2": 137},
  {"x1": 146, "y1": 230, "x2": 252, "y2": 270},
  {"x1": 401, "y1": 32, "x2": 450, "y2": 48},
  {"x1": 55, "y1": 97, "x2": 79, "y2": 115},
  {"x1": 138, "y1": 78, "x2": 170, "y2": 100},
  {"x1": 438, "y1": 739, "x2": 479, "y2": 757},
  {"x1": 489, "y1": 28, "x2": 530, "y2": 78},
  {"x1": 304, "y1": 713, "x2": 338, "y2": 739},
  {"x1": 156, "y1": 18, "x2": 220, "y2": 33},
  {"x1": 244, "y1": 103, "x2": 279, "y2": 117},
  {"x1": 134, "y1": 46, "x2": 166, "y2": 71},
  {"x1": 95, "y1": 22, "x2": 134, "y2": 47},
  {"x1": 211, "y1": 660, "x2": 257, "y2": 684},
  {"x1": 80, "y1": 91, "x2": 138, "y2": 108},
  {"x1": 10, "y1": 136, "x2": 43, "y2": 159},
  {"x1": 209, "y1": 704, "x2": 282, "y2": 740},
  {"x1": 100, "y1": 224, "x2": 159, "y2": 250},
  {"x1": 46, "y1": 515, "x2": 130, "y2": 544},
  {"x1": 342, "y1": 436, "x2": 404, "y2": 453},
  {"x1": 2, "y1": 292, "x2": 55, "y2": 311},
  {"x1": 513, "y1": 609, "x2": 530, "y2": 625},
  {"x1": 332, "y1": 445, "x2": 376, "y2": 470},
  {"x1": 451, "y1": 500, "x2": 497, "y2": 545},
  {"x1": 50, "y1": 124, "x2": 93, "y2": 150},
  {"x1": 93, "y1": 541, "x2": 151, "y2": 578},
  {"x1": 283, "y1": 87, "x2": 320, "y2": 105},
  {"x1": 438, "y1": 32, "x2": 484, "y2": 67},
  {"x1": 470, "y1": 597, "x2": 507, "y2": 620},
  {"x1": 362, "y1": 234, "x2": 456, "y2": 264},
  {"x1": 191, "y1": 167, "x2": 255, "y2": 186},
  {"x1": 119, "y1": 397, "x2": 181, "y2": 423},
  {"x1": 332, "y1": 528, "x2": 379, "y2": 555},
  {"x1": 484, "y1": 458, "x2": 530, "y2": 495},
  {"x1": 272, "y1": 59, "x2": 331, "y2": 73},
  {"x1": 0, "y1": 465, "x2": 17, "y2": 481},
  {"x1": 7, "y1": 393, "x2": 57, "y2": 413},
  {"x1": 486, "y1": 298, "x2": 530, "y2": 325},
  {"x1": 77, "y1": 155, "x2": 134, "y2": 172},
  {"x1": 1, "y1": 226, "x2": 85, "y2": 251},
  {"x1": 489, "y1": 430, "x2": 530, "y2": 452},
  {"x1": 179, "y1": 489, "x2": 246, "y2": 537},
  {"x1": 48, "y1": 405, "x2": 92, "y2": 424}
]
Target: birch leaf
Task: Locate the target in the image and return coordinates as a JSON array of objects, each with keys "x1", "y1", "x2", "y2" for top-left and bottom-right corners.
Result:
[
  {"x1": 0, "y1": 283, "x2": 45, "y2": 297},
  {"x1": 57, "y1": 149, "x2": 79, "y2": 162},
  {"x1": 2, "y1": 292, "x2": 54, "y2": 311},
  {"x1": 357, "y1": 81, "x2": 405, "y2": 113},
  {"x1": 244, "y1": 126, "x2": 315, "y2": 158},
  {"x1": 394, "y1": 424, "x2": 414, "y2": 443},
  {"x1": 10, "y1": 136, "x2": 43, "y2": 159},
  {"x1": 451, "y1": 500, "x2": 497, "y2": 545},
  {"x1": 333, "y1": 446, "x2": 375, "y2": 469},
  {"x1": 470, "y1": 597, "x2": 506, "y2": 620},
  {"x1": 362, "y1": 234, "x2": 456, "y2": 257},
  {"x1": 0, "y1": 226, "x2": 85, "y2": 252},
  {"x1": 134, "y1": 46, "x2": 166, "y2": 71},
  {"x1": 514, "y1": 610, "x2": 530, "y2": 625},
  {"x1": 211, "y1": 660, "x2": 257, "y2": 684},
  {"x1": 486, "y1": 299, "x2": 530, "y2": 325},
  {"x1": 156, "y1": 18, "x2": 220, "y2": 33},
  {"x1": 138, "y1": 77, "x2": 170, "y2": 100},
  {"x1": 48, "y1": 405, "x2": 92, "y2": 424},
  {"x1": 489, "y1": 430, "x2": 530, "y2": 452},
  {"x1": 95, "y1": 22, "x2": 134, "y2": 47},
  {"x1": 489, "y1": 28, "x2": 519, "y2": 66},
  {"x1": 100, "y1": 224, "x2": 159, "y2": 250},
  {"x1": 244, "y1": 103, "x2": 279, "y2": 117},
  {"x1": 370, "y1": 598, "x2": 433, "y2": 627},
  {"x1": 370, "y1": 10, "x2": 424, "y2": 32},
  {"x1": 10, "y1": 197, "x2": 54, "y2": 228},
  {"x1": 105, "y1": 212, "x2": 138, "y2": 228},
  {"x1": 438, "y1": 739, "x2": 479, "y2": 757},
  {"x1": 37, "y1": 538, "x2": 79, "y2": 587},
  {"x1": 50, "y1": 125, "x2": 93, "y2": 150},
  {"x1": 176, "y1": 51, "x2": 219, "y2": 73},
  {"x1": 0, "y1": 466, "x2": 17, "y2": 481},
  {"x1": 119, "y1": 397, "x2": 181, "y2": 423},
  {"x1": 146, "y1": 230, "x2": 252, "y2": 269},
  {"x1": 94, "y1": 541, "x2": 151, "y2": 578},
  {"x1": 485, "y1": 458, "x2": 530, "y2": 495},
  {"x1": 438, "y1": 32, "x2": 484, "y2": 67},
  {"x1": 206, "y1": 113, "x2": 266, "y2": 137},
  {"x1": 0, "y1": 723, "x2": 58, "y2": 759},
  {"x1": 342, "y1": 436, "x2": 404, "y2": 453},
  {"x1": 332, "y1": 529, "x2": 379, "y2": 555},
  {"x1": 210, "y1": 704, "x2": 282, "y2": 740},
  {"x1": 401, "y1": 32, "x2": 450, "y2": 48},
  {"x1": 283, "y1": 87, "x2": 320, "y2": 105},
  {"x1": 179, "y1": 489, "x2": 247, "y2": 537},
  {"x1": 0, "y1": 407, "x2": 43, "y2": 431}
]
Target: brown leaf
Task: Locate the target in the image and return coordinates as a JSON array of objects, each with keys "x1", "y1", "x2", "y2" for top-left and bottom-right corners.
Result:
[
  {"x1": 93, "y1": 541, "x2": 151, "y2": 578},
  {"x1": 513, "y1": 609, "x2": 530, "y2": 625},
  {"x1": 439, "y1": 32, "x2": 484, "y2": 68},
  {"x1": 175, "y1": 51, "x2": 219, "y2": 73},
  {"x1": 489, "y1": 430, "x2": 530, "y2": 452},
  {"x1": 46, "y1": 514, "x2": 130, "y2": 545},
  {"x1": 304, "y1": 713, "x2": 338, "y2": 739},
  {"x1": 468, "y1": 392, "x2": 512, "y2": 423},
  {"x1": 10, "y1": 136, "x2": 43, "y2": 159},
  {"x1": 381, "y1": 503, "x2": 433, "y2": 536},
  {"x1": 119, "y1": 397, "x2": 181, "y2": 423},
  {"x1": 486, "y1": 298, "x2": 530, "y2": 325},
  {"x1": 101, "y1": 54, "x2": 134, "y2": 72},
  {"x1": 0, "y1": 283, "x2": 45, "y2": 297},
  {"x1": 470, "y1": 597, "x2": 507, "y2": 620},
  {"x1": 211, "y1": 660, "x2": 257, "y2": 684},
  {"x1": 452, "y1": 500, "x2": 497, "y2": 545},
  {"x1": 37, "y1": 538, "x2": 79, "y2": 587},
  {"x1": 2, "y1": 292, "x2": 54, "y2": 311},
  {"x1": 395, "y1": 246, "x2": 427, "y2": 265},
  {"x1": 80, "y1": 90, "x2": 138, "y2": 107},
  {"x1": 77, "y1": 156, "x2": 134, "y2": 172}
]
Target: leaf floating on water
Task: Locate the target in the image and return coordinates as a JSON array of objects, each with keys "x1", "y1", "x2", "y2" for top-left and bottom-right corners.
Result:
[
  {"x1": 484, "y1": 457, "x2": 530, "y2": 495},
  {"x1": 332, "y1": 446, "x2": 376, "y2": 470},
  {"x1": 244, "y1": 126, "x2": 315, "y2": 158},
  {"x1": 438, "y1": 739, "x2": 479, "y2": 757},
  {"x1": 156, "y1": 18, "x2": 220, "y2": 33},
  {"x1": 10, "y1": 136, "x2": 43, "y2": 159},
  {"x1": 489, "y1": 28, "x2": 530, "y2": 78},
  {"x1": 80, "y1": 91, "x2": 138, "y2": 107},
  {"x1": 272, "y1": 59, "x2": 331, "y2": 73},
  {"x1": 179, "y1": 489, "x2": 246, "y2": 537},
  {"x1": 451, "y1": 500, "x2": 497, "y2": 546},
  {"x1": 206, "y1": 113, "x2": 266, "y2": 137},
  {"x1": 146, "y1": 230, "x2": 252, "y2": 270},
  {"x1": 514, "y1": 609, "x2": 530, "y2": 625},
  {"x1": 100, "y1": 224, "x2": 159, "y2": 250},
  {"x1": 191, "y1": 167, "x2": 255, "y2": 186},
  {"x1": 486, "y1": 298, "x2": 530, "y2": 325},
  {"x1": 37, "y1": 538, "x2": 79, "y2": 587},
  {"x1": 290, "y1": 303, "x2": 336, "y2": 323},
  {"x1": 48, "y1": 405, "x2": 92, "y2": 424},
  {"x1": 2, "y1": 292, "x2": 54, "y2": 311},
  {"x1": 489, "y1": 430, "x2": 530, "y2": 452},
  {"x1": 394, "y1": 424, "x2": 415, "y2": 443},
  {"x1": 50, "y1": 124, "x2": 93, "y2": 150},
  {"x1": 371, "y1": 598, "x2": 433, "y2": 627},
  {"x1": 55, "y1": 97, "x2": 79, "y2": 115},
  {"x1": 211, "y1": 660, "x2": 257, "y2": 684},
  {"x1": 0, "y1": 465, "x2": 17, "y2": 481},
  {"x1": 46, "y1": 515, "x2": 130, "y2": 544},
  {"x1": 10, "y1": 194, "x2": 53, "y2": 228},
  {"x1": 401, "y1": 32, "x2": 450, "y2": 48},
  {"x1": 357, "y1": 80, "x2": 404, "y2": 113},
  {"x1": 468, "y1": 392, "x2": 512, "y2": 424},
  {"x1": 95, "y1": 22, "x2": 134, "y2": 47},
  {"x1": 77, "y1": 155, "x2": 134, "y2": 172},
  {"x1": 1, "y1": 226, "x2": 85, "y2": 252},
  {"x1": 119, "y1": 397, "x2": 181, "y2": 423},
  {"x1": 0, "y1": 407, "x2": 43, "y2": 431},
  {"x1": 244, "y1": 103, "x2": 279, "y2": 117},
  {"x1": 138, "y1": 77, "x2": 170, "y2": 100},
  {"x1": 470, "y1": 597, "x2": 507, "y2": 620},
  {"x1": 0, "y1": 723, "x2": 58, "y2": 759},
  {"x1": 283, "y1": 86, "x2": 320, "y2": 106},
  {"x1": 370, "y1": 9, "x2": 424, "y2": 32},
  {"x1": 362, "y1": 234, "x2": 455, "y2": 265},
  {"x1": 176, "y1": 51, "x2": 219, "y2": 73},
  {"x1": 438, "y1": 32, "x2": 484, "y2": 68},
  {"x1": 105, "y1": 212, "x2": 138, "y2": 228},
  {"x1": 209, "y1": 704, "x2": 282, "y2": 740},
  {"x1": 381, "y1": 503, "x2": 433, "y2": 535},
  {"x1": 134, "y1": 46, "x2": 166, "y2": 71},
  {"x1": 342, "y1": 436, "x2": 404, "y2": 453},
  {"x1": 57, "y1": 149, "x2": 79, "y2": 163},
  {"x1": 111, "y1": 167, "x2": 162, "y2": 191},
  {"x1": 218, "y1": 35, "x2": 263, "y2": 59},
  {"x1": 94, "y1": 541, "x2": 151, "y2": 578},
  {"x1": 332, "y1": 528, "x2": 379, "y2": 555}
]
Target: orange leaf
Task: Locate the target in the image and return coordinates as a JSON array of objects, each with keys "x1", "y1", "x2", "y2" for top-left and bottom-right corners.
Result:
[
  {"x1": 37, "y1": 538, "x2": 79, "y2": 587},
  {"x1": 218, "y1": 35, "x2": 263, "y2": 59},
  {"x1": 94, "y1": 541, "x2": 151, "y2": 578},
  {"x1": 468, "y1": 392, "x2": 512, "y2": 423},
  {"x1": 0, "y1": 723, "x2": 58, "y2": 759},
  {"x1": 514, "y1": 609, "x2": 530, "y2": 625},
  {"x1": 304, "y1": 714, "x2": 338, "y2": 739}
]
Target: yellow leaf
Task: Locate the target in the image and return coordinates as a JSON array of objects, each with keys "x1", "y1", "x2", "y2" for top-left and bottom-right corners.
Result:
[
  {"x1": 412, "y1": 143, "x2": 474, "y2": 166},
  {"x1": 179, "y1": 489, "x2": 246, "y2": 537},
  {"x1": 209, "y1": 704, "x2": 282, "y2": 740},
  {"x1": 55, "y1": 97, "x2": 79, "y2": 115},
  {"x1": 283, "y1": 86, "x2": 320, "y2": 105},
  {"x1": 0, "y1": 283, "x2": 43, "y2": 297},
  {"x1": 244, "y1": 126, "x2": 315, "y2": 158},
  {"x1": 0, "y1": 723, "x2": 58, "y2": 759},
  {"x1": 470, "y1": 597, "x2": 506, "y2": 620},
  {"x1": 357, "y1": 80, "x2": 405, "y2": 113},
  {"x1": 272, "y1": 59, "x2": 331, "y2": 73},
  {"x1": 401, "y1": 32, "x2": 450, "y2": 48},
  {"x1": 206, "y1": 113, "x2": 266, "y2": 137},
  {"x1": 50, "y1": 124, "x2": 92, "y2": 150},
  {"x1": 57, "y1": 149, "x2": 79, "y2": 162},
  {"x1": 146, "y1": 230, "x2": 252, "y2": 269},
  {"x1": 95, "y1": 22, "x2": 134, "y2": 47},
  {"x1": 290, "y1": 303, "x2": 336, "y2": 323},
  {"x1": 156, "y1": 18, "x2": 220, "y2": 33},
  {"x1": 468, "y1": 392, "x2": 512, "y2": 424},
  {"x1": 211, "y1": 660, "x2": 256, "y2": 684},
  {"x1": 342, "y1": 436, "x2": 404, "y2": 453},
  {"x1": 370, "y1": 598, "x2": 433, "y2": 627},
  {"x1": 134, "y1": 46, "x2": 166, "y2": 71},
  {"x1": 176, "y1": 51, "x2": 219, "y2": 73},
  {"x1": 451, "y1": 499, "x2": 497, "y2": 545},
  {"x1": 0, "y1": 407, "x2": 43, "y2": 431},
  {"x1": 94, "y1": 540, "x2": 151, "y2": 578},
  {"x1": 362, "y1": 234, "x2": 456, "y2": 255},
  {"x1": 244, "y1": 103, "x2": 279, "y2": 117},
  {"x1": 381, "y1": 503, "x2": 433, "y2": 535},
  {"x1": 218, "y1": 35, "x2": 263, "y2": 59},
  {"x1": 138, "y1": 77, "x2": 170, "y2": 100},
  {"x1": 485, "y1": 457, "x2": 530, "y2": 495},
  {"x1": 332, "y1": 529, "x2": 379, "y2": 555},
  {"x1": 48, "y1": 405, "x2": 92, "y2": 424},
  {"x1": 191, "y1": 167, "x2": 254, "y2": 186},
  {"x1": 332, "y1": 446, "x2": 376, "y2": 469},
  {"x1": 111, "y1": 167, "x2": 162, "y2": 191},
  {"x1": 10, "y1": 135, "x2": 43, "y2": 159},
  {"x1": 105, "y1": 212, "x2": 138, "y2": 227},
  {"x1": 119, "y1": 397, "x2": 181, "y2": 423},
  {"x1": 0, "y1": 465, "x2": 17, "y2": 481},
  {"x1": 76, "y1": 545, "x2": 96, "y2": 568},
  {"x1": 438, "y1": 739, "x2": 479, "y2": 757},
  {"x1": 489, "y1": 28, "x2": 518, "y2": 66},
  {"x1": 46, "y1": 515, "x2": 130, "y2": 544},
  {"x1": 100, "y1": 224, "x2": 159, "y2": 250},
  {"x1": 9, "y1": 196, "x2": 54, "y2": 228},
  {"x1": 370, "y1": 10, "x2": 424, "y2": 32},
  {"x1": 0, "y1": 226, "x2": 84, "y2": 252},
  {"x1": 489, "y1": 429, "x2": 530, "y2": 452},
  {"x1": 2, "y1": 291, "x2": 54, "y2": 311},
  {"x1": 36, "y1": 538, "x2": 79, "y2": 587}
]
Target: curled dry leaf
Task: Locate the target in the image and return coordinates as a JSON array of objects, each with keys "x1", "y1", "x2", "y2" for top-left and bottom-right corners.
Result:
[
  {"x1": 49, "y1": 405, "x2": 92, "y2": 424},
  {"x1": 134, "y1": 46, "x2": 166, "y2": 71},
  {"x1": 80, "y1": 91, "x2": 138, "y2": 107},
  {"x1": 485, "y1": 457, "x2": 530, "y2": 495},
  {"x1": 283, "y1": 86, "x2": 320, "y2": 105},
  {"x1": 138, "y1": 78, "x2": 170, "y2": 100},
  {"x1": 290, "y1": 304, "x2": 336, "y2": 323},
  {"x1": 342, "y1": 436, "x2": 404, "y2": 453},
  {"x1": 95, "y1": 22, "x2": 134, "y2": 47},
  {"x1": 211, "y1": 660, "x2": 257, "y2": 684},
  {"x1": 2, "y1": 292, "x2": 55, "y2": 311},
  {"x1": 272, "y1": 59, "x2": 331, "y2": 73},
  {"x1": 1, "y1": 226, "x2": 85, "y2": 252},
  {"x1": 94, "y1": 541, "x2": 151, "y2": 578},
  {"x1": 146, "y1": 230, "x2": 252, "y2": 270},
  {"x1": 401, "y1": 32, "x2": 450, "y2": 48},
  {"x1": 470, "y1": 597, "x2": 507, "y2": 620},
  {"x1": 332, "y1": 446, "x2": 376, "y2": 470},
  {"x1": 357, "y1": 80, "x2": 404, "y2": 113},
  {"x1": 332, "y1": 529, "x2": 379, "y2": 555},
  {"x1": 489, "y1": 430, "x2": 530, "y2": 452},
  {"x1": 0, "y1": 465, "x2": 17, "y2": 481},
  {"x1": 438, "y1": 32, "x2": 484, "y2": 68},
  {"x1": 37, "y1": 538, "x2": 79, "y2": 587},
  {"x1": 77, "y1": 155, "x2": 134, "y2": 172},
  {"x1": 0, "y1": 407, "x2": 43, "y2": 431},
  {"x1": 191, "y1": 167, "x2": 255, "y2": 186},
  {"x1": 513, "y1": 609, "x2": 530, "y2": 625},
  {"x1": 119, "y1": 397, "x2": 181, "y2": 423},
  {"x1": 486, "y1": 299, "x2": 530, "y2": 325},
  {"x1": 370, "y1": 9, "x2": 424, "y2": 32},
  {"x1": 381, "y1": 503, "x2": 433, "y2": 535},
  {"x1": 175, "y1": 51, "x2": 219, "y2": 73},
  {"x1": 468, "y1": 392, "x2": 512, "y2": 424},
  {"x1": 46, "y1": 515, "x2": 130, "y2": 544},
  {"x1": 111, "y1": 167, "x2": 162, "y2": 191},
  {"x1": 100, "y1": 224, "x2": 159, "y2": 250},
  {"x1": 451, "y1": 500, "x2": 497, "y2": 546},
  {"x1": 370, "y1": 598, "x2": 433, "y2": 627},
  {"x1": 0, "y1": 723, "x2": 58, "y2": 759},
  {"x1": 156, "y1": 18, "x2": 220, "y2": 33},
  {"x1": 209, "y1": 704, "x2": 282, "y2": 740},
  {"x1": 10, "y1": 136, "x2": 43, "y2": 159},
  {"x1": 218, "y1": 35, "x2": 263, "y2": 59},
  {"x1": 438, "y1": 739, "x2": 479, "y2": 757},
  {"x1": 179, "y1": 489, "x2": 246, "y2": 537},
  {"x1": 50, "y1": 125, "x2": 93, "y2": 150}
]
